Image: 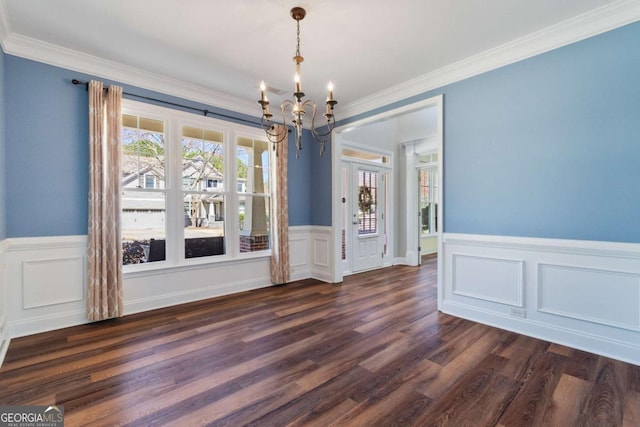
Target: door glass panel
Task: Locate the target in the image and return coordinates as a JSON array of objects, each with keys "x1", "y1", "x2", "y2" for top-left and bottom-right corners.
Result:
[{"x1": 358, "y1": 170, "x2": 377, "y2": 235}]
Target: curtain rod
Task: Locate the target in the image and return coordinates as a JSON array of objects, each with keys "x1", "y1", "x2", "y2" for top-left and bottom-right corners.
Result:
[{"x1": 71, "y1": 79, "x2": 265, "y2": 128}]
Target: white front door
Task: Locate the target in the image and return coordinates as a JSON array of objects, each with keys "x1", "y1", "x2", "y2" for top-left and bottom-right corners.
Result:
[{"x1": 351, "y1": 166, "x2": 386, "y2": 272}]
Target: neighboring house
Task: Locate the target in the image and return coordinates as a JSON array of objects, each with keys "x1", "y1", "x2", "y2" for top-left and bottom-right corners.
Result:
[{"x1": 121, "y1": 154, "x2": 230, "y2": 232}]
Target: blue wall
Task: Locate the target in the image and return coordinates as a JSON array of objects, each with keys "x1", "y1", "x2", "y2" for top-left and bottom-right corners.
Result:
[
  {"x1": 287, "y1": 129, "x2": 312, "y2": 226},
  {"x1": 340, "y1": 21, "x2": 640, "y2": 244},
  {"x1": 0, "y1": 48, "x2": 5, "y2": 240},
  {"x1": 3, "y1": 56, "x2": 312, "y2": 237},
  {"x1": 4, "y1": 21, "x2": 639, "y2": 241},
  {"x1": 310, "y1": 135, "x2": 332, "y2": 226},
  {"x1": 5, "y1": 56, "x2": 89, "y2": 237}
]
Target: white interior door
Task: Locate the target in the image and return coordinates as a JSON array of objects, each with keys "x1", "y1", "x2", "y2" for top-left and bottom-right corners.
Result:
[{"x1": 351, "y1": 166, "x2": 385, "y2": 272}]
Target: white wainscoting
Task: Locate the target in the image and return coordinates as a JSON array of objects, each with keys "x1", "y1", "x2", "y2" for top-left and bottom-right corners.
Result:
[
  {"x1": 452, "y1": 254, "x2": 524, "y2": 307},
  {"x1": 309, "y1": 226, "x2": 334, "y2": 283},
  {"x1": 289, "y1": 226, "x2": 311, "y2": 281},
  {"x1": 3, "y1": 226, "x2": 335, "y2": 340},
  {"x1": 442, "y1": 233, "x2": 640, "y2": 365},
  {"x1": 0, "y1": 239, "x2": 9, "y2": 367},
  {"x1": 5, "y1": 236, "x2": 89, "y2": 338}
]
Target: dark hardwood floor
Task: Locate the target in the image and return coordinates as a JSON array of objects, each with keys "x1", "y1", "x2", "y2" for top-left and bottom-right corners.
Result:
[{"x1": 1, "y1": 257, "x2": 639, "y2": 426}]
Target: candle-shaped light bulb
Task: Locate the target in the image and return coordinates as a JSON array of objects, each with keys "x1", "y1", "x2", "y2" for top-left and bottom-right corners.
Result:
[
  {"x1": 294, "y1": 73, "x2": 301, "y2": 93},
  {"x1": 259, "y1": 81, "x2": 266, "y2": 102},
  {"x1": 327, "y1": 81, "x2": 334, "y2": 101}
]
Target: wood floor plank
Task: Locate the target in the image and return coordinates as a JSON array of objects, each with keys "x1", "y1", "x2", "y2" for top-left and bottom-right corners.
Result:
[
  {"x1": 542, "y1": 373, "x2": 592, "y2": 426},
  {"x1": 497, "y1": 351, "x2": 568, "y2": 426},
  {"x1": 288, "y1": 398, "x2": 359, "y2": 427},
  {"x1": 578, "y1": 358, "x2": 628, "y2": 426},
  {"x1": 494, "y1": 334, "x2": 550, "y2": 381},
  {"x1": 413, "y1": 353, "x2": 519, "y2": 426},
  {"x1": 415, "y1": 326, "x2": 510, "y2": 400},
  {"x1": 332, "y1": 381, "x2": 430, "y2": 426},
  {"x1": 548, "y1": 342, "x2": 575, "y2": 357},
  {"x1": 241, "y1": 366, "x2": 374, "y2": 427},
  {"x1": 1, "y1": 260, "x2": 638, "y2": 426},
  {"x1": 149, "y1": 360, "x2": 314, "y2": 426},
  {"x1": 623, "y1": 391, "x2": 640, "y2": 427}
]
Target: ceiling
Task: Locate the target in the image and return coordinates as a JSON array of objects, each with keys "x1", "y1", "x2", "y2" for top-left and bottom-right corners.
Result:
[
  {"x1": 341, "y1": 106, "x2": 439, "y2": 145},
  {"x1": 0, "y1": 0, "x2": 623, "y2": 115}
]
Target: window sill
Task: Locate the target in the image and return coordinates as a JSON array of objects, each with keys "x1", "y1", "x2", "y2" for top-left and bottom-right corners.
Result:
[{"x1": 123, "y1": 250, "x2": 272, "y2": 279}]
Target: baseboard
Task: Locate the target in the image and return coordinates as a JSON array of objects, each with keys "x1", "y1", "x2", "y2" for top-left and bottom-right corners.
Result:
[
  {"x1": 9, "y1": 309, "x2": 89, "y2": 339},
  {"x1": 125, "y1": 277, "x2": 272, "y2": 316}
]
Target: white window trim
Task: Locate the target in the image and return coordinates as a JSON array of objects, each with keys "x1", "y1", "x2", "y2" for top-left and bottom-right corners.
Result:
[
  {"x1": 122, "y1": 99, "x2": 272, "y2": 276},
  {"x1": 419, "y1": 166, "x2": 438, "y2": 238}
]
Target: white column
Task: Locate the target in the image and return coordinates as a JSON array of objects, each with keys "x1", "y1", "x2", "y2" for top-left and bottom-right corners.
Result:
[
  {"x1": 241, "y1": 144, "x2": 268, "y2": 237},
  {"x1": 404, "y1": 142, "x2": 419, "y2": 266}
]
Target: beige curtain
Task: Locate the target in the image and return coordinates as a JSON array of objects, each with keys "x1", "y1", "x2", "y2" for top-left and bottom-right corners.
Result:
[
  {"x1": 270, "y1": 125, "x2": 290, "y2": 284},
  {"x1": 87, "y1": 80, "x2": 124, "y2": 321}
]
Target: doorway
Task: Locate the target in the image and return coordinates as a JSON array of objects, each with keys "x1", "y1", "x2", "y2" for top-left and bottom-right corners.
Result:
[
  {"x1": 332, "y1": 94, "x2": 443, "y2": 309},
  {"x1": 340, "y1": 148, "x2": 392, "y2": 275}
]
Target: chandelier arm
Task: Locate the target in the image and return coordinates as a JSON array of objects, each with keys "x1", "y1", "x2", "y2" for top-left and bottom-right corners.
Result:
[
  {"x1": 281, "y1": 99, "x2": 295, "y2": 113},
  {"x1": 260, "y1": 109, "x2": 289, "y2": 147},
  {"x1": 260, "y1": 117, "x2": 285, "y2": 140},
  {"x1": 309, "y1": 102, "x2": 336, "y2": 139},
  {"x1": 305, "y1": 103, "x2": 332, "y2": 156}
]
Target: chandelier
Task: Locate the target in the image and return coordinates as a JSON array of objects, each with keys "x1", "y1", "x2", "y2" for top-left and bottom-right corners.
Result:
[{"x1": 258, "y1": 7, "x2": 337, "y2": 157}]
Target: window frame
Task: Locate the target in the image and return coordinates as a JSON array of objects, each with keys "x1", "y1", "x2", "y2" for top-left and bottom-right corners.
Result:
[
  {"x1": 419, "y1": 166, "x2": 438, "y2": 237},
  {"x1": 121, "y1": 99, "x2": 273, "y2": 275}
]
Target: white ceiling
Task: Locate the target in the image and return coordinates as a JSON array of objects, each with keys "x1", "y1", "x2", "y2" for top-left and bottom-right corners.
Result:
[
  {"x1": 341, "y1": 106, "x2": 440, "y2": 146},
  {"x1": 0, "y1": 0, "x2": 625, "y2": 114}
]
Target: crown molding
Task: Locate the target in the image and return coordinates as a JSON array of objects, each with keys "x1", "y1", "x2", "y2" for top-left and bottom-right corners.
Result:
[
  {"x1": 0, "y1": 0, "x2": 11, "y2": 51},
  {"x1": 0, "y1": 5, "x2": 259, "y2": 119},
  {"x1": 1, "y1": 1, "x2": 638, "y2": 121},
  {"x1": 340, "y1": 0, "x2": 640, "y2": 119}
]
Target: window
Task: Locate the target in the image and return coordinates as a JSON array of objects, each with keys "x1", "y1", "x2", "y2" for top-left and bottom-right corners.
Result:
[
  {"x1": 419, "y1": 168, "x2": 438, "y2": 235},
  {"x1": 121, "y1": 113, "x2": 166, "y2": 265},
  {"x1": 342, "y1": 148, "x2": 390, "y2": 164},
  {"x1": 237, "y1": 137, "x2": 271, "y2": 252},
  {"x1": 182, "y1": 126, "x2": 226, "y2": 259},
  {"x1": 121, "y1": 100, "x2": 273, "y2": 269},
  {"x1": 143, "y1": 174, "x2": 157, "y2": 189}
]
